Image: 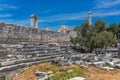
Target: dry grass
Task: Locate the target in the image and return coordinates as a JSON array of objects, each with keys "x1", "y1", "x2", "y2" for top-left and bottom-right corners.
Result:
[
  {"x1": 11, "y1": 65, "x2": 38, "y2": 80},
  {"x1": 11, "y1": 63, "x2": 120, "y2": 80},
  {"x1": 84, "y1": 66, "x2": 120, "y2": 80}
]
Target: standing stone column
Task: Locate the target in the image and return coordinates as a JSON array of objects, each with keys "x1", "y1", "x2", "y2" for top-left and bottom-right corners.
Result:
[
  {"x1": 30, "y1": 17, "x2": 35, "y2": 28},
  {"x1": 88, "y1": 11, "x2": 92, "y2": 26},
  {"x1": 30, "y1": 14, "x2": 38, "y2": 28},
  {"x1": 35, "y1": 19, "x2": 38, "y2": 29}
]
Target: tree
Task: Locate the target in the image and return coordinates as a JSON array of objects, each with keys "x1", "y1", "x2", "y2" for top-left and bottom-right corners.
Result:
[
  {"x1": 80, "y1": 21, "x2": 89, "y2": 37},
  {"x1": 74, "y1": 26, "x2": 81, "y2": 36},
  {"x1": 94, "y1": 20, "x2": 106, "y2": 33},
  {"x1": 71, "y1": 20, "x2": 117, "y2": 53},
  {"x1": 118, "y1": 23, "x2": 120, "y2": 39},
  {"x1": 70, "y1": 37, "x2": 79, "y2": 45},
  {"x1": 107, "y1": 23, "x2": 118, "y2": 39},
  {"x1": 94, "y1": 31, "x2": 117, "y2": 49}
]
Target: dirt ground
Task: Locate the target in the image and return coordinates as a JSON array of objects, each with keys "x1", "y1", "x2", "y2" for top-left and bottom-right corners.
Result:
[
  {"x1": 11, "y1": 63, "x2": 120, "y2": 80},
  {"x1": 84, "y1": 66, "x2": 120, "y2": 80}
]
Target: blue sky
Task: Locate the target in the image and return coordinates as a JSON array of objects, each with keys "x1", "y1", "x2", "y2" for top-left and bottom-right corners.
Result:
[{"x1": 0, "y1": 0, "x2": 120, "y2": 30}]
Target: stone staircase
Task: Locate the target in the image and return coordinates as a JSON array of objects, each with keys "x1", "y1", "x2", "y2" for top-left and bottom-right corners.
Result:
[{"x1": 0, "y1": 42, "x2": 68, "y2": 68}]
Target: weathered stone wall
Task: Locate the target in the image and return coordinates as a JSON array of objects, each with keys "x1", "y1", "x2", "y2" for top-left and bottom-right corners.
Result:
[
  {"x1": 0, "y1": 23, "x2": 70, "y2": 43},
  {"x1": 0, "y1": 22, "x2": 72, "y2": 79}
]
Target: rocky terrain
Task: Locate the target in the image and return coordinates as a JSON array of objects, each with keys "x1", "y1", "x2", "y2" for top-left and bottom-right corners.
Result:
[{"x1": 10, "y1": 62, "x2": 120, "y2": 80}]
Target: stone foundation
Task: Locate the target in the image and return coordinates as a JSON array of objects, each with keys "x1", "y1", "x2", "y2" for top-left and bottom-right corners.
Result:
[
  {"x1": 0, "y1": 23, "x2": 72, "y2": 79},
  {"x1": 0, "y1": 23, "x2": 70, "y2": 43}
]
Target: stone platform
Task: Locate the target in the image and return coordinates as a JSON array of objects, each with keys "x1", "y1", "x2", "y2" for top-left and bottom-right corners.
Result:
[{"x1": 0, "y1": 23, "x2": 72, "y2": 79}]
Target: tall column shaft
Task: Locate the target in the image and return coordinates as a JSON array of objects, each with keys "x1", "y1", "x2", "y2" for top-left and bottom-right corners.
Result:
[
  {"x1": 89, "y1": 15, "x2": 92, "y2": 25},
  {"x1": 35, "y1": 19, "x2": 38, "y2": 28},
  {"x1": 31, "y1": 18, "x2": 35, "y2": 28},
  {"x1": 30, "y1": 14, "x2": 38, "y2": 28},
  {"x1": 88, "y1": 12, "x2": 92, "y2": 26}
]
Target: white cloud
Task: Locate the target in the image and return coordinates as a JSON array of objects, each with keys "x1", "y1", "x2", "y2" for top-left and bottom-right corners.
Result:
[
  {"x1": 0, "y1": 19, "x2": 13, "y2": 22},
  {"x1": 41, "y1": 9, "x2": 51, "y2": 13},
  {"x1": 0, "y1": 4, "x2": 17, "y2": 10},
  {"x1": 38, "y1": 10, "x2": 120, "y2": 22},
  {"x1": 1, "y1": 11, "x2": 120, "y2": 26},
  {"x1": 0, "y1": 14, "x2": 12, "y2": 17},
  {"x1": 39, "y1": 12, "x2": 88, "y2": 22},
  {"x1": 94, "y1": 11, "x2": 120, "y2": 17},
  {"x1": 2, "y1": 10, "x2": 117, "y2": 26},
  {"x1": 94, "y1": 0, "x2": 120, "y2": 8},
  {"x1": 0, "y1": 18, "x2": 30, "y2": 27}
]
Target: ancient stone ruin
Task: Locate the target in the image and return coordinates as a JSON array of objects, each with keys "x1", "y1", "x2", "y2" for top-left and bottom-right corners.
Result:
[
  {"x1": 30, "y1": 14, "x2": 39, "y2": 28},
  {"x1": 0, "y1": 23, "x2": 70, "y2": 43},
  {"x1": 0, "y1": 21, "x2": 73, "y2": 79}
]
